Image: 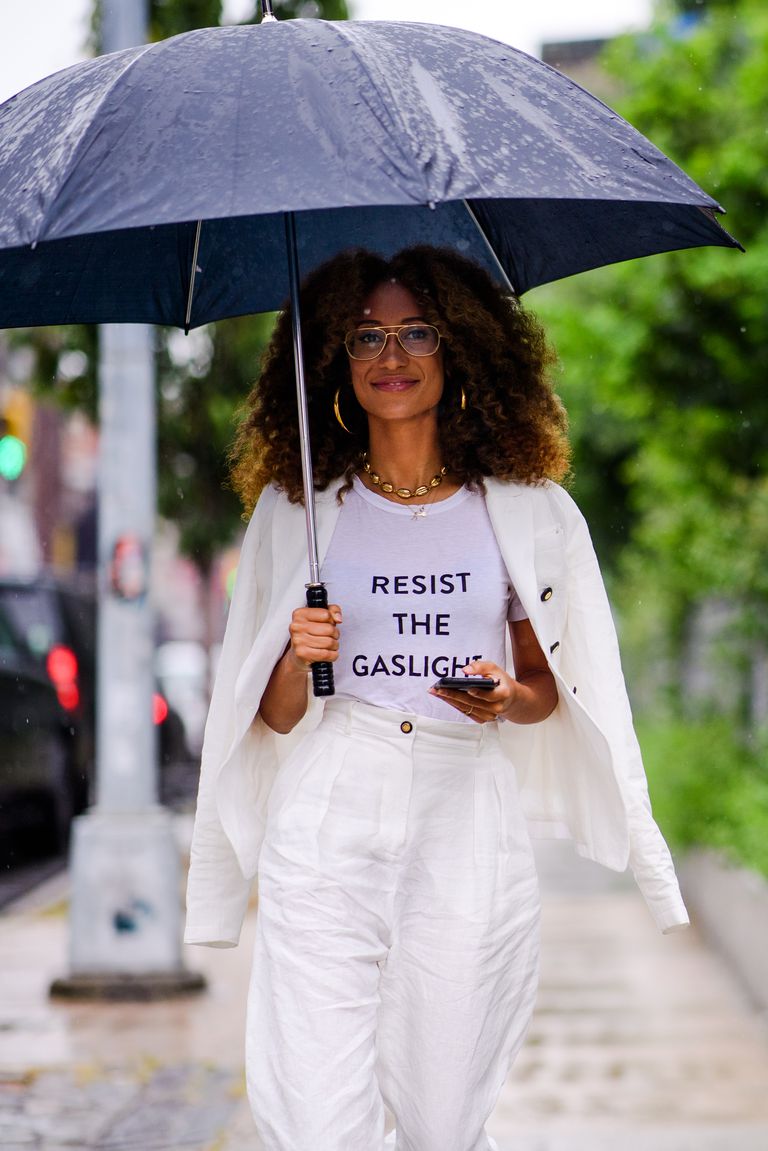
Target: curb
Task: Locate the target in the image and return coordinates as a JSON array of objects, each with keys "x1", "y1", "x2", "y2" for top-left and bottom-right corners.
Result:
[{"x1": 678, "y1": 848, "x2": 768, "y2": 1019}]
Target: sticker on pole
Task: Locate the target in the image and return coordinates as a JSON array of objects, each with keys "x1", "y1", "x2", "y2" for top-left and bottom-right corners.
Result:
[{"x1": 109, "y1": 534, "x2": 148, "y2": 601}]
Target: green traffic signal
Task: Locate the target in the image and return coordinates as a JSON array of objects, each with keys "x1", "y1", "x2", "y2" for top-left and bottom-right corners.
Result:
[{"x1": 0, "y1": 434, "x2": 27, "y2": 481}]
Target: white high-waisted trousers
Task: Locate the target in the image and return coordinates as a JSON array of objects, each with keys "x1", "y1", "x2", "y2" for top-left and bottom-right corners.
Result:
[{"x1": 246, "y1": 699, "x2": 541, "y2": 1151}]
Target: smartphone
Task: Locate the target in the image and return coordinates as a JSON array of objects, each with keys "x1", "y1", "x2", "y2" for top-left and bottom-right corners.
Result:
[{"x1": 432, "y1": 676, "x2": 499, "y2": 691}]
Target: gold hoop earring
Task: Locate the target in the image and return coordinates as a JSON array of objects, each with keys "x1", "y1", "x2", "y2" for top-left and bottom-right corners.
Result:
[
  {"x1": 460, "y1": 386, "x2": 467, "y2": 411},
  {"x1": 333, "y1": 387, "x2": 353, "y2": 434}
]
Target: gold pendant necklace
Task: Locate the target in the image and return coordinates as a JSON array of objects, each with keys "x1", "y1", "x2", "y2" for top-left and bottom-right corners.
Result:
[{"x1": 362, "y1": 452, "x2": 447, "y2": 500}]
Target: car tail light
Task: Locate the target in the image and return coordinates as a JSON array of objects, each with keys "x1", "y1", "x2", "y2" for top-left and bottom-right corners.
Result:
[
  {"x1": 153, "y1": 692, "x2": 169, "y2": 725},
  {"x1": 46, "y1": 644, "x2": 80, "y2": 711}
]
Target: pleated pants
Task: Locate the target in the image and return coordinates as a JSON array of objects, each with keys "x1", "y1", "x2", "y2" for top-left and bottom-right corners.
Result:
[{"x1": 246, "y1": 699, "x2": 541, "y2": 1151}]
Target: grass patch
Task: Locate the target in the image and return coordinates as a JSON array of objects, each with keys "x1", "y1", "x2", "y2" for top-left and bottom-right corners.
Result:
[{"x1": 638, "y1": 717, "x2": 768, "y2": 878}]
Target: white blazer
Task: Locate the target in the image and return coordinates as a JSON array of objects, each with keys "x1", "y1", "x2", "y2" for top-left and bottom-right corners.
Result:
[{"x1": 184, "y1": 478, "x2": 689, "y2": 947}]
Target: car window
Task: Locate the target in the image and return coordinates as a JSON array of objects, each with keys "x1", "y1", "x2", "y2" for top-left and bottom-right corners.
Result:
[
  {"x1": 0, "y1": 606, "x2": 24, "y2": 657},
  {"x1": 0, "y1": 586, "x2": 62, "y2": 657},
  {"x1": 0, "y1": 613, "x2": 15, "y2": 651}
]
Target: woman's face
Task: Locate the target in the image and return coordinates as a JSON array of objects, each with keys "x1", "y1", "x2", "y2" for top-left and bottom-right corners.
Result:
[{"x1": 347, "y1": 280, "x2": 444, "y2": 427}]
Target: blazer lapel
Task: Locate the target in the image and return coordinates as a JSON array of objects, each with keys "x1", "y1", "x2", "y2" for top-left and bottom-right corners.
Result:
[{"x1": 483, "y1": 479, "x2": 538, "y2": 615}]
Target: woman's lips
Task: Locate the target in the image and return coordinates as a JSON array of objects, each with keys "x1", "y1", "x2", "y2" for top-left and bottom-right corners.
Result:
[{"x1": 371, "y1": 377, "x2": 416, "y2": 392}]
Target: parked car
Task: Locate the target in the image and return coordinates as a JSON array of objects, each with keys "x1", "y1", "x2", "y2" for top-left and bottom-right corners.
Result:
[
  {"x1": 0, "y1": 599, "x2": 76, "y2": 860},
  {"x1": 0, "y1": 575, "x2": 96, "y2": 806},
  {"x1": 0, "y1": 576, "x2": 191, "y2": 858}
]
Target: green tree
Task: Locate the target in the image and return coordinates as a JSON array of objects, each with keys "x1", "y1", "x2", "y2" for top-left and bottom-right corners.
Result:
[
  {"x1": 533, "y1": 0, "x2": 768, "y2": 705},
  {"x1": 528, "y1": 0, "x2": 768, "y2": 873}
]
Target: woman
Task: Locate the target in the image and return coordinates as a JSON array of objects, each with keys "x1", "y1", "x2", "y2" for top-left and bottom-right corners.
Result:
[{"x1": 185, "y1": 246, "x2": 688, "y2": 1151}]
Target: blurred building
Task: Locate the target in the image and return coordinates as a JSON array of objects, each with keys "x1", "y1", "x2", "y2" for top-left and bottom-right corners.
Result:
[{"x1": 541, "y1": 37, "x2": 620, "y2": 103}]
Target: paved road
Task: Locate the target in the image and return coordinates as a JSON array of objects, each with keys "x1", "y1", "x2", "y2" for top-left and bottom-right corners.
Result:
[{"x1": 1, "y1": 836, "x2": 767, "y2": 1150}]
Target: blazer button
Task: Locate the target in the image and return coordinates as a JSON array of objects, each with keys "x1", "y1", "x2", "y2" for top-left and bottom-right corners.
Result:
[
  {"x1": 400, "y1": 721, "x2": 413, "y2": 734},
  {"x1": 549, "y1": 641, "x2": 560, "y2": 654},
  {"x1": 540, "y1": 586, "x2": 553, "y2": 602}
]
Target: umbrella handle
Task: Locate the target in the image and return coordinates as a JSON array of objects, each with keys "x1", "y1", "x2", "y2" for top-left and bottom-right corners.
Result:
[{"x1": 306, "y1": 583, "x2": 335, "y2": 697}]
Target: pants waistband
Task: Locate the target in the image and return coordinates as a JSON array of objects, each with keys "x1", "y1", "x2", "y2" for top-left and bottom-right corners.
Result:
[{"x1": 321, "y1": 698, "x2": 500, "y2": 752}]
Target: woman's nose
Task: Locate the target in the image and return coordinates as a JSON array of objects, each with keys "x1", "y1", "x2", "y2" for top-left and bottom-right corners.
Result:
[{"x1": 380, "y1": 332, "x2": 408, "y2": 364}]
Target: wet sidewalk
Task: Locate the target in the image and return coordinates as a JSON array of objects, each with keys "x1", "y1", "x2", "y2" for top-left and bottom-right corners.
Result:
[{"x1": 2, "y1": 832, "x2": 768, "y2": 1150}]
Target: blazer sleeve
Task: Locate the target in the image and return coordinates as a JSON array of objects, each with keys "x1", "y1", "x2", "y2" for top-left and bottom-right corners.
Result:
[
  {"x1": 550, "y1": 484, "x2": 689, "y2": 933},
  {"x1": 183, "y1": 487, "x2": 276, "y2": 948}
]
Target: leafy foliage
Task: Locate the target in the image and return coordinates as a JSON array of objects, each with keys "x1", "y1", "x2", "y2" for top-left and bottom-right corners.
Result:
[
  {"x1": 534, "y1": 0, "x2": 768, "y2": 642},
  {"x1": 640, "y1": 718, "x2": 768, "y2": 878},
  {"x1": 531, "y1": 0, "x2": 768, "y2": 870},
  {"x1": 155, "y1": 312, "x2": 276, "y2": 572}
]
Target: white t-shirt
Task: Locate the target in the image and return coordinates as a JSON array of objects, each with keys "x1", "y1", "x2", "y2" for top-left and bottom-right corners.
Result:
[{"x1": 321, "y1": 477, "x2": 526, "y2": 721}]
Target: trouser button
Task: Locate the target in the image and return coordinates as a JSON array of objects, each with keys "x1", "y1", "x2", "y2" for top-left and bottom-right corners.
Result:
[{"x1": 400, "y1": 721, "x2": 413, "y2": 734}]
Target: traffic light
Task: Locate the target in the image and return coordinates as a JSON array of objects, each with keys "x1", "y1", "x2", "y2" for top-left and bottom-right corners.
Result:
[
  {"x1": 0, "y1": 388, "x2": 31, "y2": 482},
  {"x1": 0, "y1": 431, "x2": 26, "y2": 480}
]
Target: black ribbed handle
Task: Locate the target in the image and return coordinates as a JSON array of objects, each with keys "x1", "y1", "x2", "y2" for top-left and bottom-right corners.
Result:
[{"x1": 306, "y1": 583, "x2": 335, "y2": 697}]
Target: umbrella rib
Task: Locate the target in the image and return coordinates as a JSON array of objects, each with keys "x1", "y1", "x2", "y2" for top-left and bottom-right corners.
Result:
[
  {"x1": 462, "y1": 201, "x2": 517, "y2": 295},
  {"x1": 331, "y1": 24, "x2": 496, "y2": 205},
  {"x1": 331, "y1": 22, "x2": 434, "y2": 201},
  {"x1": 185, "y1": 220, "x2": 203, "y2": 334}
]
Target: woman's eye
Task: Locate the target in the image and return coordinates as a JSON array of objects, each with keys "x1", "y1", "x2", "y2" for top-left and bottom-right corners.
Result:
[
  {"x1": 357, "y1": 330, "x2": 384, "y2": 346},
  {"x1": 402, "y1": 326, "x2": 428, "y2": 343}
]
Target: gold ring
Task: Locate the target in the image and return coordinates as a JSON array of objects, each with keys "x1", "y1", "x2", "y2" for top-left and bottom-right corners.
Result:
[{"x1": 466, "y1": 706, "x2": 474, "y2": 717}]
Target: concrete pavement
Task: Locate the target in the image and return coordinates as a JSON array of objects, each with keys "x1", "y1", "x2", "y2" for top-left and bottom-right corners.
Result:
[
  {"x1": 489, "y1": 845, "x2": 768, "y2": 1149},
  {"x1": 2, "y1": 827, "x2": 768, "y2": 1150}
]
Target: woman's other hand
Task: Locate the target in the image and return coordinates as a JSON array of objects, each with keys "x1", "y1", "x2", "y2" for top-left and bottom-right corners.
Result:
[
  {"x1": 429, "y1": 620, "x2": 558, "y2": 725},
  {"x1": 429, "y1": 661, "x2": 513, "y2": 723}
]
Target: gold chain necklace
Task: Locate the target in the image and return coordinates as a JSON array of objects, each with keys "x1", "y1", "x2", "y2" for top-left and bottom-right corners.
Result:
[{"x1": 362, "y1": 453, "x2": 447, "y2": 500}]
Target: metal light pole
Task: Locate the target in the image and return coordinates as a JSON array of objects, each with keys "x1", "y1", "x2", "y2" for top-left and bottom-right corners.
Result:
[{"x1": 51, "y1": 0, "x2": 203, "y2": 999}]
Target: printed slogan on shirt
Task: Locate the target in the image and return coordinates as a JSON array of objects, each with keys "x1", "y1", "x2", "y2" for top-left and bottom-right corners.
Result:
[{"x1": 350, "y1": 570, "x2": 482, "y2": 678}]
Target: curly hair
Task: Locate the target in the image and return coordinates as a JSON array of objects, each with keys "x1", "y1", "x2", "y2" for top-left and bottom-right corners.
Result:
[{"x1": 230, "y1": 245, "x2": 570, "y2": 513}]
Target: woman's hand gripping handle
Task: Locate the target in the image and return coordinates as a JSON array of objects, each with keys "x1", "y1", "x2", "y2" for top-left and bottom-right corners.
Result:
[
  {"x1": 259, "y1": 596, "x2": 342, "y2": 732},
  {"x1": 305, "y1": 584, "x2": 336, "y2": 697}
]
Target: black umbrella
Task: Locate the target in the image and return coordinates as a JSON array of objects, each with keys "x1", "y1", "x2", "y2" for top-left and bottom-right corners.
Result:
[{"x1": 0, "y1": 13, "x2": 740, "y2": 693}]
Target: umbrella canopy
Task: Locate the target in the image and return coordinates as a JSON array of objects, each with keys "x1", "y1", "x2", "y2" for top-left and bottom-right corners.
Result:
[{"x1": 0, "y1": 19, "x2": 740, "y2": 330}]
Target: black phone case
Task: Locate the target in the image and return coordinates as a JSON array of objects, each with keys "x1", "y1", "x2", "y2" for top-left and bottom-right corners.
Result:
[{"x1": 433, "y1": 676, "x2": 498, "y2": 691}]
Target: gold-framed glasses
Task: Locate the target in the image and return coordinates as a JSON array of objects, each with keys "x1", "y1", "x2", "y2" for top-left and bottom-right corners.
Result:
[{"x1": 344, "y1": 323, "x2": 441, "y2": 361}]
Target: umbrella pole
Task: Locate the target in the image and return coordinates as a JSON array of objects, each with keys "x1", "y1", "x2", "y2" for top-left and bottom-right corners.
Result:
[{"x1": 284, "y1": 211, "x2": 335, "y2": 697}]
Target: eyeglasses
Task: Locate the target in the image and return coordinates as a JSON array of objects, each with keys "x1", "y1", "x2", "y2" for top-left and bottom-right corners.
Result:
[{"x1": 344, "y1": 323, "x2": 442, "y2": 361}]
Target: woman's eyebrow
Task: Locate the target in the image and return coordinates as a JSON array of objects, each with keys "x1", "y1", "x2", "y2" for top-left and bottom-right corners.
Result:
[{"x1": 354, "y1": 315, "x2": 424, "y2": 326}]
